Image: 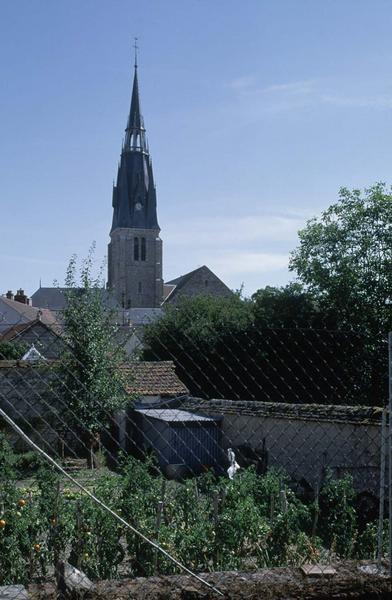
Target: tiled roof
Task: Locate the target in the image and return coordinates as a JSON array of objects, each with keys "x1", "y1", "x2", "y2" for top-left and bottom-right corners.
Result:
[
  {"x1": 0, "y1": 359, "x2": 188, "y2": 397},
  {"x1": 122, "y1": 361, "x2": 189, "y2": 397},
  {"x1": 182, "y1": 398, "x2": 383, "y2": 425}
]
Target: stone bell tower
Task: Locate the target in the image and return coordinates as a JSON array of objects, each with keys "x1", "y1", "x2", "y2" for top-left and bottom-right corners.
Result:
[{"x1": 107, "y1": 52, "x2": 163, "y2": 308}]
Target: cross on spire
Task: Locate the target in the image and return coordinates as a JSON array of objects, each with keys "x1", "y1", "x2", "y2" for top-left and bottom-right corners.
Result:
[{"x1": 133, "y1": 37, "x2": 139, "y2": 68}]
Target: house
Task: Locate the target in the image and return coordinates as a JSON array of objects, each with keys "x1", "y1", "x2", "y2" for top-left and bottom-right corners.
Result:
[
  {"x1": 1, "y1": 319, "x2": 64, "y2": 359},
  {"x1": 0, "y1": 293, "x2": 57, "y2": 333},
  {"x1": 0, "y1": 358, "x2": 189, "y2": 456}
]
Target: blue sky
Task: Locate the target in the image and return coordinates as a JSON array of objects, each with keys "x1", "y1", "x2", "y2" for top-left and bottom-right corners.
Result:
[{"x1": 1, "y1": 0, "x2": 392, "y2": 298}]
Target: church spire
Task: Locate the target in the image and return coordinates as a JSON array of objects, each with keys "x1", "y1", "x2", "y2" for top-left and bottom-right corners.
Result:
[
  {"x1": 110, "y1": 45, "x2": 159, "y2": 232},
  {"x1": 124, "y1": 39, "x2": 147, "y2": 152}
]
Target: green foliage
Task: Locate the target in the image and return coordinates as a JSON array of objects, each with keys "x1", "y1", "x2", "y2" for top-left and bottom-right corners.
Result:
[
  {"x1": 251, "y1": 283, "x2": 322, "y2": 327},
  {"x1": 289, "y1": 184, "x2": 392, "y2": 402},
  {"x1": 59, "y1": 245, "x2": 127, "y2": 437},
  {"x1": 318, "y1": 470, "x2": 357, "y2": 558},
  {"x1": 0, "y1": 455, "x2": 384, "y2": 584},
  {"x1": 144, "y1": 293, "x2": 252, "y2": 350},
  {"x1": 290, "y1": 183, "x2": 392, "y2": 334},
  {"x1": 0, "y1": 433, "x2": 17, "y2": 480},
  {"x1": 0, "y1": 341, "x2": 28, "y2": 360},
  {"x1": 68, "y1": 474, "x2": 124, "y2": 579}
]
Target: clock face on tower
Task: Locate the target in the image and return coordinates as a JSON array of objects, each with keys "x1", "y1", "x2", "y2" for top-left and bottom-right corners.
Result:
[{"x1": 135, "y1": 202, "x2": 142, "y2": 211}]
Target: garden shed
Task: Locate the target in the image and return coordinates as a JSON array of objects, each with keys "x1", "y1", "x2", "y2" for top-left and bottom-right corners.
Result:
[{"x1": 134, "y1": 408, "x2": 223, "y2": 476}]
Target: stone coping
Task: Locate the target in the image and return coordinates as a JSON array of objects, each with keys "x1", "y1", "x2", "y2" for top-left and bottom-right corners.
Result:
[{"x1": 183, "y1": 397, "x2": 384, "y2": 425}]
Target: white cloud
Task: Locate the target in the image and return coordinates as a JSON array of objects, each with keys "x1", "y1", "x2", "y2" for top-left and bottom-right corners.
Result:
[
  {"x1": 226, "y1": 74, "x2": 392, "y2": 117},
  {"x1": 228, "y1": 75, "x2": 257, "y2": 90},
  {"x1": 165, "y1": 213, "x2": 306, "y2": 247},
  {"x1": 258, "y1": 80, "x2": 316, "y2": 96},
  {"x1": 2, "y1": 254, "x2": 64, "y2": 266},
  {"x1": 211, "y1": 251, "x2": 289, "y2": 275},
  {"x1": 321, "y1": 94, "x2": 392, "y2": 109}
]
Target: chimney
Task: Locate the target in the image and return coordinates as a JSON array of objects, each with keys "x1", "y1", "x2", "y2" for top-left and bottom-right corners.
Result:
[
  {"x1": 6, "y1": 290, "x2": 14, "y2": 300},
  {"x1": 14, "y1": 289, "x2": 30, "y2": 305}
]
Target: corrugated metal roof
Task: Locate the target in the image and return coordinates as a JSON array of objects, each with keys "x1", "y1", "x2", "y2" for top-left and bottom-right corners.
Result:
[{"x1": 135, "y1": 408, "x2": 218, "y2": 422}]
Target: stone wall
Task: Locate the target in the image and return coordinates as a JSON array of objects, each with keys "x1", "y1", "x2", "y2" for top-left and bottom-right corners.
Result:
[
  {"x1": 183, "y1": 398, "x2": 385, "y2": 495},
  {"x1": 0, "y1": 360, "x2": 71, "y2": 453}
]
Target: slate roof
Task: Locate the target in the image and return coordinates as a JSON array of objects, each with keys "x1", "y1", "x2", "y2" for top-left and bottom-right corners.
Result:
[
  {"x1": 31, "y1": 287, "x2": 120, "y2": 311},
  {"x1": 166, "y1": 266, "x2": 207, "y2": 289},
  {"x1": 111, "y1": 65, "x2": 159, "y2": 232},
  {"x1": 164, "y1": 265, "x2": 232, "y2": 304},
  {"x1": 1, "y1": 319, "x2": 62, "y2": 342},
  {"x1": 182, "y1": 398, "x2": 383, "y2": 426},
  {"x1": 123, "y1": 308, "x2": 163, "y2": 326},
  {"x1": 135, "y1": 408, "x2": 218, "y2": 422},
  {"x1": 122, "y1": 361, "x2": 188, "y2": 396},
  {"x1": 0, "y1": 296, "x2": 57, "y2": 326}
]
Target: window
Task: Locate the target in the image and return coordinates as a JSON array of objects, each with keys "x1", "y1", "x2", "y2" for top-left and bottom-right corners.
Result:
[
  {"x1": 138, "y1": 282, "x2": 142, "y2": 294},
  {"x1": 134, "y1": 237, "x2": 139, "y2": 261},
  {"x1": 141, "y1": 237, "x2": 146, "y2": 261}
]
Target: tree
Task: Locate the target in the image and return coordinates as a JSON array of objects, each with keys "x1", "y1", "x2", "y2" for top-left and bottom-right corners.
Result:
[
  {"x1": 143, "y1": 294, "x2": 253, "y2": 398},
  {"x1": 251, "y1": 283, "x2": 323, "y2": 327},
  {"x1": 59, "y1": 246, "x2": 127, "y2": 466},
  {"x1": 290, "y1": 183, "x2": 392, "y2": 403},
  {"x1": 289, "y1": 183, "x2": 392, "y2": 335}
]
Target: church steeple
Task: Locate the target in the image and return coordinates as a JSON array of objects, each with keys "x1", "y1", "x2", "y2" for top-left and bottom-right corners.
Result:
[
  {"x1": 108, "y1": 45, "x2": 163, "y2": 309},
  {"x1": 110, "y1": 56, "x2": 159, "y2": 233}
]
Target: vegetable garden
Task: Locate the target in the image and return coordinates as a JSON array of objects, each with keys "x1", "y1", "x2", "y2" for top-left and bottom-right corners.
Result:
[{"x1": 0, "y1": 433, "x2": 388, "y2": 587}]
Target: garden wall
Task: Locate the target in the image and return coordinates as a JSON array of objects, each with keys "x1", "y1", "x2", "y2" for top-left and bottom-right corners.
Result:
[{"x1": 183, "y1": 398, "x2": 385, "y2": 495}]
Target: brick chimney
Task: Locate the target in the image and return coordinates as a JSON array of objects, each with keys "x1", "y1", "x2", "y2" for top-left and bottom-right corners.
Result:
[
  {"x1": 5, "y1": 290, "x2": 14, "y2": 300},
  {"x1": 14, "y1": 289, "x2": 30, "y2": 305}
]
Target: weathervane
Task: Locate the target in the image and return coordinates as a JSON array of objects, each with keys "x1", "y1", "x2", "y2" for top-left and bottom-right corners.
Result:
[{"x1": 133, "y1": 37, "x2": 139, "y2": 68}]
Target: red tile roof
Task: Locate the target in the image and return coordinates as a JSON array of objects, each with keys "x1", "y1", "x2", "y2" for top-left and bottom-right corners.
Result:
[{"x1": 121, "y1": 361, "x2": 188, "y2": 397}]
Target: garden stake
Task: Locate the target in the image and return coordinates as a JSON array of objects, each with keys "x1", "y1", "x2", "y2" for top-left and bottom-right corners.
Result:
[
  {"x1": 213, "y1": 490, "x2": 219, "y2": 527},
  {"x1": 0, "y1": 406, "x2": 224, "y2": 597},
  {"x1": 311, "y1": 484, "x2": 320, "y2": 539},
  {"x1": 377, "y1": 408, "x2": 386, "y2": 571},
  {"x1": 269, "y1": 492, "x2": 275, "y2": 523},
  {"x1": 280, "y1": 489, "x2": 288, "y2": 514},
  {"x1": 389, "y1": 332, "x2": 392, "y2": 578},
  {"x1": 153, "y1": 500, "x2": 164, "y2": 574}
]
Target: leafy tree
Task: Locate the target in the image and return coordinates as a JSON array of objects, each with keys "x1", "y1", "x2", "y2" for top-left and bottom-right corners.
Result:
[
  {"x1": 59, "y1": 246, "x2": 127, "y2": 465},
  {"x1": 251, "y1": 283, "x2": 323, "y2": 327},
  {"x1": 0, "y1": 341, "x2": 28, "y2": 360},
  {"x1": 290, "y1": 183, "x2": 392, "y2": 402},
  {"x1": 143, "y1": 290, "x2": 365, "y2": 404},
  {"x1": 143, "y1": 294, "x2": 253, "y2": 398},
  {"x1": 290, "y1": 183, "x2": 392, "y2": 334}
]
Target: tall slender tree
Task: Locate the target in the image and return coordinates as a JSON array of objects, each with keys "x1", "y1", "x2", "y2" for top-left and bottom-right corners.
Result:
[{"x1": 59, "y1": 245, "x2": 127, "y2": 466}]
